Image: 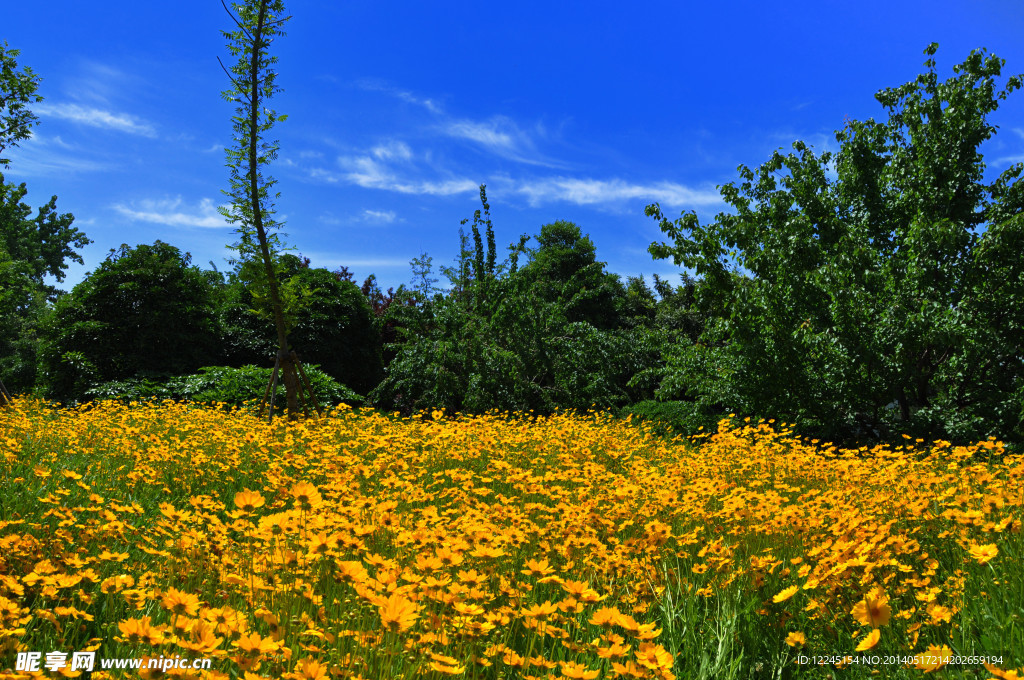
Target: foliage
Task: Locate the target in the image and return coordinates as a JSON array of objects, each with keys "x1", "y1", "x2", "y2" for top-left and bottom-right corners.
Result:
[
  {"x1": 373, "y1": 191, "x2": 661, "y2": 415},
  {"x1": 0, "y1": 245, "x2": 45, "y2": 394},
  {"x1": 219, "y1": 0, "x2": 303, "y2": 418},
  {"x1": 37, "y1": 242, "x2": 220, "y2": 401},
  {"x1": 648, "y1": 45, "x2": 1024, "y2": 448},
  {"x1": 218, "y1": 0, "x2": 289, "y2": 243},
  {"x1": 85, "y1": 363, "x2": 363, "y2": 411},
  {"x1": 0, "y1": 176, "x2": 89, "y2": 394},
  {"x1": 220, "y1": 254, "x2": 384, "y2": 394},
  {"x1": 0, "y1": 40, "x2": 42, "y2": 167},
  {"x1": 0, "y1": 44, "x2": 90, "y2": 395},
  {"x1": 516, "y1": 219, "x2": 626, "y2": 330}
]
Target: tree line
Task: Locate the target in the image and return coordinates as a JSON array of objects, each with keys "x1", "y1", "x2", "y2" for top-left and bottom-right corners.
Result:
[{"x1": 1, "y1": 39, "x2": 1021, "y2": 450}]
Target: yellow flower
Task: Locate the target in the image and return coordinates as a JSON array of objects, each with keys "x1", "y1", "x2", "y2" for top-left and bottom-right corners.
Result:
[
  {"x1": 161, "y1": 587, "x2": 200, "y2": 617},
  {"x1": 290, "y1": 481, "x2": 323, "y2": 510},
  {"x1": 589, "y1": 606, "x2": 622, "y2": 629},
  {"x1": 233, "y1": 488, "x2": 266, "y2": 514},
  {"x1": 234, "y1": 631, "x2": 282, "y2": 656},
  {"x1": 634, "y1": 642, "x2": 673, "y2": 671},
  {"x1": 851, "y1": 591, "x2": 891, "y2": 627},
  {"x1": 773, "y1": 585, "x2": 799, "y2": 603},
  {"x1": 914, "y1": 644, "x2": 952, "y2": 672},
  {"x1": 118, "y1": 616, "x2": 157, "y2": 645},
  {"x1": 379, "y1": 592, "x2": 419, "y2": 632},
  {"x1": 969, "y1": 542, "x2": 998, "y2": 564},
  {"x1": 521, "y1": 600, "x2": 558, "y2": 621},
  {"x1": 521, "y1": 558, "x2": 555, "y2": 577},
  {"x1": 290, "y1": 658, "x2": 329, "y2": 679},
  {"x1": 856, "y1": 628, "x2": 880, "y2": 651},
  {"x1": 785, "y1": 631, "x2": 806, "y2": 647},
  {"x1": 428, "y1": 653, "x2": 466, "y2": 675},
  {"x1": 560, "y1": 660, "x2": 600, "y2": 679}
]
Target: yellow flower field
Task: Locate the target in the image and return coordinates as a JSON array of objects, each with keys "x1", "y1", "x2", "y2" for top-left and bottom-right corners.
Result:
[{"x1": 1, "y1": 399, "x2": 1022, "y2": 679}]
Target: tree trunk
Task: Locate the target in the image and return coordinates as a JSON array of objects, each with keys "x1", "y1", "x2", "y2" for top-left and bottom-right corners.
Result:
[{"x1": 247, "y1": 0, "x2": 298, "y2": 420}]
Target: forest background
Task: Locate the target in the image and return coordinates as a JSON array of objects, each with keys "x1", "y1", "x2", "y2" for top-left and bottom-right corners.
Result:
[{"x1": 1, "y1": 37, "x2": 1023, "y2": 452}]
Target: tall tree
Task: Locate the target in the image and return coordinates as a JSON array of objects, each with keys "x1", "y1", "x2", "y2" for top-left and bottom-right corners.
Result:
[
  {"x1": 647, "y1": 45, "x2": 1023, "y2": 446},
  {"x1": 1, "y1": 41, "x2": 90, "y2": 396},
  {"x1": 218, "y1": 0, "x2": 301, "y2": 418},
  {"x1": 38, "y1": 242, "x2": 220, "y2": 401},
  {"x1": 0, "y1": 40, "x2": 41, "y2": 168}
]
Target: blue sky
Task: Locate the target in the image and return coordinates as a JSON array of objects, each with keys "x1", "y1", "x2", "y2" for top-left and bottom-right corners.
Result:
[{"x1": 5, "y1": 0, "x2": 1024, "y2": 293}]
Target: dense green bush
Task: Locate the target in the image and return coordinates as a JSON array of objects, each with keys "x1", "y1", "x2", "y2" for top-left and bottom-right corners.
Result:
[
  {"x1": 371, "y1": 193, "x2": 665, "y2": 416},
  {"x1": 85, "y1": 364, "x2": 363, "y2": 412},
  {"x1": 220, "y1": 254, "x2": 384, "y2": 394},
  {"x1": 647, "y1": 46, "x2": 1024, "y2": 449},
  {"x1": 37, "y1": 241, "x2": 220, "y2": 401}
]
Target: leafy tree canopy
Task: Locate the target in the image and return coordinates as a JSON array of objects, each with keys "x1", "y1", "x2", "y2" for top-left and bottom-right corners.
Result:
[
  {"x1": 0, "y1": 40, "x2": 42, "y2": 167},
  {"x1": 220, "y1": 254, "x2": 383, "y2": 394},
  {"x1": 39, "y1": 241, "x2": 220, "y2": 400},
  {"x1": 1, "y1": 175, "x2": 88, "y2": 294},
  {"x1": 647, "y1": 44, "x2": 1024, "y2": 447}
]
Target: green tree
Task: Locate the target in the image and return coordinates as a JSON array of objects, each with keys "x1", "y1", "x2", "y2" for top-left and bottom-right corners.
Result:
[
  {"x1": 38, "y1": 242, "x2": 220, "y2": 401},
  {"x1": 1, "y1": 177, "x2": 88, "y2": 298},
  {"x1": 517, "y1": 220, "x2": 625, "y2": 330},
  {"x1": 218, "y1": 0, "x2": 301, "y2": 418},
  {"x1": 373, "y1": 193, "x2": 660, "y2": 415},
  {"x1": 0, "y1": 40, "x2": 41, "y2": 168},
  {"x1": 220, "y1": 254, "x2": 383, "y2": 394},
  {"x1": 0, "y1": 41, "x2": 90, "y2": 395},
  {"x1": 0, "y1": 244, "x2": 43, "y2": 394},
  {"x1": 647, "y1": 45, "x2": 1024, "y2": 447}
]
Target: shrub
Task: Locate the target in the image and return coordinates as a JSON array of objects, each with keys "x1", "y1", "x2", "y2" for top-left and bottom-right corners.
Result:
[{"x1": 86, "y1": 364, "x2": 363, "y2": 413}]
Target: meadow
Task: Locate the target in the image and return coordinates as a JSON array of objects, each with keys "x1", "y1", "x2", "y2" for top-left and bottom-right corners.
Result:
[{"x1": 0, "y1": 399, "x2": 1021, "y2": 679}]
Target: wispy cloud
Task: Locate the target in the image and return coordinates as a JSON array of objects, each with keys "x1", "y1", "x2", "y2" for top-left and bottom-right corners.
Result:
[
  {"x1": 355, "y1": 80, "x2": 443, "y2": 114},
  {"x1": 357, "y1": 79, "x2": 567, "y2": 169},
  {"x1": 362, "y1": 209, "x2": 398, "y2": 223},
  {"x1": 993, "y1": 153, "x2": 1024, "y2": 167},
  {"x1": 443, "y1": 116, "x2": 568, "y2": 169},
  {"x1": 113, "y1": 197, "x2": 228, "y2": 228},
  {"x1": 295, "y1": 251, "x2": 412, "y2": 271},
  {"x1": 35, "y1": 103, "x2": 157, "y2": 137},
  {"x1": 64, "y1": 60, "x2": 142, "y2": 106},
  {"x1": 318, "y1": 209, "x2": 401, "y2": 225},
  {"x1": 310, "y1": 148, "x2": 477, "y2": 197},
  {"x1": 511, "y1": 177, "x2": 723, "y2": 209},
  {"x1": 371, "y1": 140, "x2": 413, "y2": 162},
  {"x1": 3, "y1": 134, "x2": 110, "y2": 176}
]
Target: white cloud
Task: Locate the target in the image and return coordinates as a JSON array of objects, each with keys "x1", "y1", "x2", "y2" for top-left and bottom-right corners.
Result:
[
  {"x1": 356, "y1": 80, "x2": 443, "y2": 114},
  {"x1": 65, "y1": 60, "x2": 140, "y2": 106},
  {"x1": 512, "y1": 177, "x2": 723, "y2": 208},
  {"x1": 371, "y1": 140, "x2": 413, "y2": 162},
  {"x1": 994, "y1": 154, "x2": 1024, "y2": 167},
  {"x1": 35, "y1": 103, "x2": 157, "y2": 137},
  {"x1": 318, "y1": 209, "x2": 398, "y2": 226},
  {"x1": 444, "y1": 116, "x2": 567, "y2": 168},
  {"x1": 446, "y1": 119, "x2": 517, "y2": 152},
  {"x1": 362, "y1": 209, "x2": 397, "y2": 223},
  {"x1": 113, "y1": 197, "x2": 229, "y2": 228},
  {"x1": 294, "y1": 251, "x2": 412, "y2": 271},
  {"x1": 311, "y1": 153, "x2": 477, "y2": 197},
  {"x1": 3, "y1": 134, "x2": 110, "y2": 175}
]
